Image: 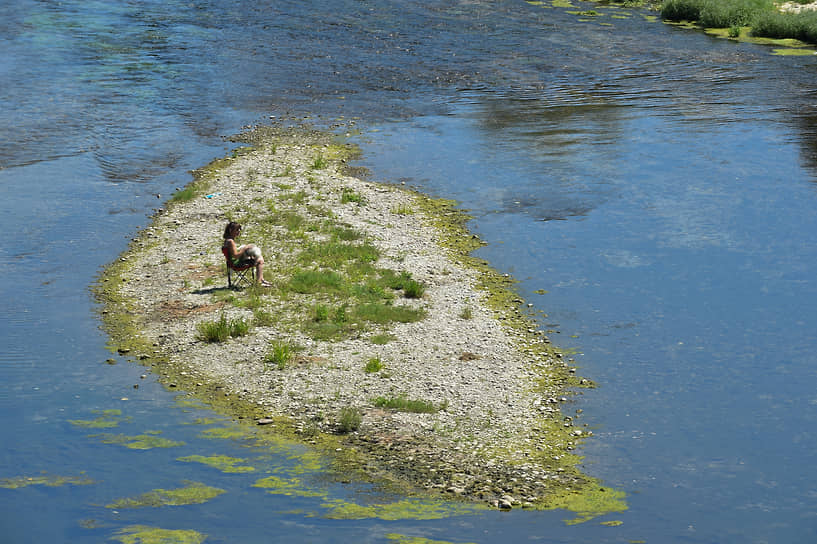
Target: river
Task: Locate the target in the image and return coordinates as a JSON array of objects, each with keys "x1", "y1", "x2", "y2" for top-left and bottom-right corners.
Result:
[{"x1": 1, "y1": 1, "x2": 816, "y2": 542}]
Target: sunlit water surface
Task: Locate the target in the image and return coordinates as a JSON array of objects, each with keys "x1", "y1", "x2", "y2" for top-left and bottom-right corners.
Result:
[{"x1": 2, "y1": 1, "x2": 817, "y2": 543}]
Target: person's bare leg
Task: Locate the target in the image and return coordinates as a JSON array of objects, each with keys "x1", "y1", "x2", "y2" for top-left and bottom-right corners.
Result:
[{"x1": 256, "y1": 258, "x2": 269, "y2": 285}]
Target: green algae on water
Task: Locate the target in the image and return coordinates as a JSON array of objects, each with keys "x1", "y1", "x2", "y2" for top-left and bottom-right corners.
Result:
[
  {"x1": 106, "y1": 481, "x2": 225, "y2": 509},
  {"x1": 321, "y1": 497, "x2": 484, "y2": 520},
  {"x1": 92, "y1": 432, "x2": 185, "y2": 450},
  {"x1": 111, "y1": 525, "x2": 206, "y2": 544},
  {"x1": 546, "y1": 484, "x2": 628, "y2": 525},
  {"x1": 252, "y1": 475, "x2": 325, "y2": 498},
  {"x1": 198, "y1": 426, "x2": 251, "y2": 441},
  {"x1": 176, "y1": 454, "x2": 255, "y2": 473},
  {"x1": 0, "y1": 473, "x2": 94, "y2": 489},
  {"x1": 386, "y1": 534, "x2": 478, "y2": 544},
  {"x1": 69, "y1": 408, "x2": 130, "y2": 429}
]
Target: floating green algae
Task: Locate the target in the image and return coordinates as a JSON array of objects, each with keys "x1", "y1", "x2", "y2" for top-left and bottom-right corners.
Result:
[
  {"x1": 386, "y1": 535, "x2": 478, "y2": 544},
  {"x1": 176, "y1": 454, "x2": 255, "y2": 473},
  {"x1": 93, "y1": 432, "x2": 185, "y2": 450},
  {"x1": 198, "y1": 426, "x2": 250, "y2": 441},
  {"x1": 186, "y1": 417, "x2": 225, "y2": 426},
  {"x1": 286, "y1": 450, "x2": 325, "y2": 474},
  {"x1": 69, "y1": 409, "x2": 129, "y2": 429},
  {"x1": 111, "y1": 525, "x2": 206, "y2": 544},
  {"x1": 546, "y1": 484, "x2": 628, "y2": 525},
  {"x1": 106, "y1": 481, "x2": 225, "y2": 509},
  {"x1": 321, "y1": 497, "x2": 484, "y2": 521},
  {"x1": 252, "y1": 475, "x2": 325, "y2": 498},
  {"x1": 0, "y1": 473, "x2": 94, "y2": 489},
  {"x1": 772, "y1": 48, "x2": 817, "y2": 56}
]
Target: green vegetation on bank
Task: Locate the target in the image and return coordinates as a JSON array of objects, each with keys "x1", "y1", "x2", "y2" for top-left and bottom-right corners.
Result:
[{"x1": 661, "y1": 0, "x2": 817, "y2": 44}]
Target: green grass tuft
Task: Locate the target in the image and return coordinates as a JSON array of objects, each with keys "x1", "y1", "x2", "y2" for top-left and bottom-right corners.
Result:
[
  {"x1": 337, "y1": 407, "x2": 362, "y2": 433},
  {"x1": 353, "y1": 303, "x2": 425, "y2": 325},
  {"x1": 197, "y1": 314, "x2": 251, "y2": 343},
  {"x1": 373, "y1": 395, "x2": 444, "y2": 414},
  {"x1": 311, "y1": 154, "x2": 328, "y2": 169},
  {"x1": 364, "y1": 357, "x2": 384, "y2": 373},
  {"x1": 341, "y1": 188, "x2": 366, "y2": 205},
  {"x1": 265, "y1": 340, "x2": 297, "y2": 370},
  {"x1": 290, "y1": 269, "x2": 345, "y2": 294}
]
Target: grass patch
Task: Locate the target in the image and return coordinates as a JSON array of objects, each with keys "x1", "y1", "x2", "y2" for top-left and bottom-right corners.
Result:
[
  {"x1": 297, "y1": 240, "x2": 379, "y2": 270},
  {"x1": 311, "y1": 154, "x2": 328, "y2": 169},
  {"x1": 364, "y1": 357, "x2": 384, "y2": 373},
  {"x1": 373, "y1": 395, "x2": 444, "y2": 414},
  {"x1": 337, "y1": 407, "x2": 362, "y2": 433},
  {"x1": 402, "y1": 279, "x2": 425, "y2": 299},
  {"x1": 353, "y1": 303, "x2": 425, "y2": 324},
  {"x1": 196, "y1": 314, "x2": 251, "y2": 343},
  {"x1": 304, "y1": 303, "x2": 352, "y2": 341},
  {"x1": 169, "y1": 186, "x2": 199, "y2": 203},
  {"x1": 265, "y1": 340, "x2": 298, "y2": 370},
  {"x1": 253, "y1": 308, "x2": 276, "y2": 327},
  {"x1": 341, "y1": 188, "x2": 366, "y2": 206},
  {"x1": 370, "y1": 333, "x2": 396, "y2": 345},
  {"x1": 391, "y1": 203, "x2": 414, "y2": 215},
  {"x1": 290, "y1": 269, "x2": 346, "y2": 294},
  {"x1": 377, "y1": 269, "x2": 425, "y2": 298},
  {"x1": 459, "y1": 306, "x2": 473, "y2": 320}
]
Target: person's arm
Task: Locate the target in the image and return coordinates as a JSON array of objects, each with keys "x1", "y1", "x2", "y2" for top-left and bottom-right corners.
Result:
[{"x1": 224, "y1": 239, "x2": 239, "y2": 259}]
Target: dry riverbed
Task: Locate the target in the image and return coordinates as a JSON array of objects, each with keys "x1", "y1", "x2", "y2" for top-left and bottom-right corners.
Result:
[{"x1": 96, "y1": 126, "x2": 622, "y2": 516}]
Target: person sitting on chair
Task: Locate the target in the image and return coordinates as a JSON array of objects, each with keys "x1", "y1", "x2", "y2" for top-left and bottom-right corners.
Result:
[{"x1": 222, "y1": 221, "x2": 271, "y2": 287}]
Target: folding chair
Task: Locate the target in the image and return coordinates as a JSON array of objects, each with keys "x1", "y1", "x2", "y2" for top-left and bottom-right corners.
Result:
[{"x1": 222, "y1": 247, "x2": 255, "y2": 288}]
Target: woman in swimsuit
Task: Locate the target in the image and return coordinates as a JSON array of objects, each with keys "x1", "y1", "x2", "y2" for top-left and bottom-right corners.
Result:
[{"x1": 222, "y1": 221, "x2": 271, "y2": 287}]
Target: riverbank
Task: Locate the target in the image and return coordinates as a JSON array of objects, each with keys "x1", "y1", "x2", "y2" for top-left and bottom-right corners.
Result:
[{"x1": 95, "y1": 126, "x2": 623, "y2": 516}]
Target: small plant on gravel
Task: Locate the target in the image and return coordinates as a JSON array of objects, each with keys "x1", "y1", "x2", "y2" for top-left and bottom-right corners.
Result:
[
  {"x1": 290, "y1": 269, "x2": 345, "y2": 294},
  {"x1": 333, "y1": 304, "x2": 348, "y2": 324},
  {"x1": 459, "y1": 306, "x2": 473, "y2": 320},
  {"x1": 169, "y1": 186, "x2": 198, "y2": 203},
  {"x1": 370, "y1": 333, "x2": 396, "y2": 345},
  {"x1": 402, "y1": 279, "x2": 425, "y2": 299},
  {"x1": 311, "y1": 153, "x2": 328, "y2": 170},
  {"x1": 197, "y1": 314, "x2": 251, "y2": 343},
  {"x1": 364, "y1": 356, "x2": 384, "y2": 373},
  {"x1": 265, "y1": 340, "x2": 295, "y2": 370},
  {"x1": 253, "y1": 309, "x2": 276, "y2": 327},
  {"x1": 337, "y1": 406, "x2": 362, "y2": 433},
  {"x1": 391, "y1": 203, "x2": 414, "y2": 215},
  {"x1": 354, "y1": 302, "x2": 425, "y2": 325},
  {"x1": 340, "y1": 187, "x2": 366, "y2": 205},
  {"x1": 373, "y1": 394, "x2": 442, "y2": 414},
  {"x1": 378, "y1": 269, "x2": 424, "y2": 298},
  {"x1": 313, "y1": 304, "x2": 330, "y2": 322}
]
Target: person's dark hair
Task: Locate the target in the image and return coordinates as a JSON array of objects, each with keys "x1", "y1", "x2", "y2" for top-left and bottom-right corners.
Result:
[{"x1": 223, "y1": 221, "x2": 241, "y2": 240}]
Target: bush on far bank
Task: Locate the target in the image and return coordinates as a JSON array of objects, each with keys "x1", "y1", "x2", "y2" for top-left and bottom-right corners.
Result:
[
  {"x1": 662, "y1": 0, "x2": 774, "y2": 27},
  {"x1": 660, "y1": 0, "x2": 817, "y2": 45},
  {"x1": 752, "y1": 9, "x2": 817, "y2": 43}
]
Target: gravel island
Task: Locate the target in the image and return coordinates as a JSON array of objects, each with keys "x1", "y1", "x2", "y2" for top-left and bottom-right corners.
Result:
[{"x1": 96, "y1": 126, "x2": 623, "y2": 517}]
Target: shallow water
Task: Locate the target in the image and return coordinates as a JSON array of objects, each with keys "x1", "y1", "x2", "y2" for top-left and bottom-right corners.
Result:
[{"x1": 2, "y1": 1, "x2": 817, "y2": 542}]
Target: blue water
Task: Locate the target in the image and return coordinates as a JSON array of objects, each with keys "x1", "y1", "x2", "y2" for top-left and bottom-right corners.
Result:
[{"x1": 2, "y1": 1, "x2": 817, "y2": 542}]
